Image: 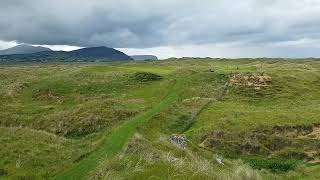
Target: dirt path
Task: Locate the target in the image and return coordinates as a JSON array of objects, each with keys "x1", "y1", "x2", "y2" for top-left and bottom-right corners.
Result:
[{"x1": 53, "y1": 78, "x2": 184, "y2": 180}]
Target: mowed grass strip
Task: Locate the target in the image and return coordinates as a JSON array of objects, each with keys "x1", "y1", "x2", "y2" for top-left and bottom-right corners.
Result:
[{"x1": 54, "y1": 78, "x2": 184, "y2": 180}]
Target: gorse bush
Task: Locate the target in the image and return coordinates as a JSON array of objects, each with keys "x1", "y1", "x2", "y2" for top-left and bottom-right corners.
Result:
[
  {"x1": 245, "y1": 158, "x2": 299, "y2": 172},
  {"x1": 131, "y1": 72, "x2": 162, "y2": 82}
]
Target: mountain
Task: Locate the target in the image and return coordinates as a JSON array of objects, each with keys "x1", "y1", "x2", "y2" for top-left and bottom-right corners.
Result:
[
  {"x1": 69, "y1": 46, "x2": 133, "y2": 60},
  {"x1": 0, "y1": 46, "x2": 133, "y2": 63},
  {"x1": 0, "y1": 44, "x2": 52, "y2": 55},
  {"x1": 131, "y1": 55, "x2": 158, "y2": 61}
]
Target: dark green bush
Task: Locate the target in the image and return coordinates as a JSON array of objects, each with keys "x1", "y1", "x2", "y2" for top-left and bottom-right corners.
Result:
[
  {"x1": 245, "y1": 158, "x2": 299, "y2": 172},
  {"x1": 131, "y1": 72, "x2": 162, "y2": 82}
]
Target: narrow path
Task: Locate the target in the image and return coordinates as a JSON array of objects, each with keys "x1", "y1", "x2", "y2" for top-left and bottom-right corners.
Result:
[{"x1": 54, "y1": 78, "x2": 184, "y2": 180}]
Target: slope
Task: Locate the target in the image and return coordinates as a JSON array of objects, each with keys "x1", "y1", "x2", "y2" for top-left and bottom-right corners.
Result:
[
  {"x1": 54, "y1": 78, "x2": 184, "y2": 179},
  {"x1": 0, "y1": 44, "x2": 52, "y2": 55}
]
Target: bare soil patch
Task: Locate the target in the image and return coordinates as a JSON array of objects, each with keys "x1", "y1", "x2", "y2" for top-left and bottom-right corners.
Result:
[{"x1": 229, "y1": 72, "x2": 272, "y2": 90}]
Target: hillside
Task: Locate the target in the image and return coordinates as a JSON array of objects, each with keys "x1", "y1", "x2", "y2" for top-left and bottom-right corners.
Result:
[
  {"x1": 69, "y1": 46, "x2": 133, "y2": 60},
  {"x1": 0, "y1": 59, "x2": 320, "y2": 179},
  {"x1": 0, "y1": 46, "x2": 133, "y2": 63},
  {"x1": 0, "y1": 44, "x2": 52, "y2": 55}
]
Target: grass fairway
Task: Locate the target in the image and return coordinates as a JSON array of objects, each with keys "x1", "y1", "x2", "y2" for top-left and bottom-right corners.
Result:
[{"x1": 1, "y1": 59, "x2": 320, "y2": 179}]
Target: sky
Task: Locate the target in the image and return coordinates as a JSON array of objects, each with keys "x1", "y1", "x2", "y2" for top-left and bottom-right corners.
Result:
[{"x1": 1, "y1": 0, "x2": 320, "y2": 59}]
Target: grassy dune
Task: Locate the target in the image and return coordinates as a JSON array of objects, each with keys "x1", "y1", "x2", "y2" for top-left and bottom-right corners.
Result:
[
  {"x1": 54, "y1": 78, "x2": 184, "y2": 179},
  {"x1": 1, "y1": 59, "x2": 320, "y2": 179}
]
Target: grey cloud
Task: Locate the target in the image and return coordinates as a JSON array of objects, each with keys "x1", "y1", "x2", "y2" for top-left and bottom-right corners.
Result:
[{"x1": 1, "y1": 0, "x2": 320, "y2": 49}]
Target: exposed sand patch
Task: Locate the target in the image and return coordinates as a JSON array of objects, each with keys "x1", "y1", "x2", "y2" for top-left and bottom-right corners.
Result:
[{"x1": 229, "y1": 72, "x2": 272, "y2": 90}]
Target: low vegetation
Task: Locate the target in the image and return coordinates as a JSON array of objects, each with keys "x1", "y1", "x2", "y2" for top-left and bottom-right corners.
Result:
[
  {"x1": 0, "y1": 58, "x2": 320, "y2": 179},
  {"x1": 131, "y1": 72, "x2": 162, "y2": 82}
]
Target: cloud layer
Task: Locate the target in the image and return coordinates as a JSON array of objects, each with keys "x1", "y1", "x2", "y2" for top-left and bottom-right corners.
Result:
[{"x1": 1, "y1": 0, "x2": 320, "y2": 57}]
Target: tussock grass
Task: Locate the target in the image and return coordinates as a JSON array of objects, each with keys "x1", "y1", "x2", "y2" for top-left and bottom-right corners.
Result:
[
  {"x1": 0, "y1": 63, "x2": 176, "y2": 178},
  {"x1": 0, "y1": 127, "x2": 99, "y2": 179},
  {"x1": 1, "y1": 59, "x2": 320, "y2": 179},
  {"x1": 91, "y1": 133, "x2": 262, "y2": 180}
]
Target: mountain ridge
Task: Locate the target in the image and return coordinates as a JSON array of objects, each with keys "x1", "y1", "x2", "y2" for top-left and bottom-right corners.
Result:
[
  {"x1": 0, "y1": 44, "x2": 52, "y2": 55},
  {"x1": 0, "y1": 45, "x2": 133, "y2": 63}
]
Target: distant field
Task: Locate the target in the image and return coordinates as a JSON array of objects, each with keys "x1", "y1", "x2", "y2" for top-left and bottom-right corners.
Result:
[{"x1": 0, "y1": 59, "x2": 320, "y2": 179}]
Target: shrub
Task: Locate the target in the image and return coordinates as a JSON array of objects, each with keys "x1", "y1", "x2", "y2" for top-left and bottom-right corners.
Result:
[
  {"x1": 245, "y1": 158, "x2": 299, "y2": 172},
  {"x1": 131, "y1": 72, "x2": 162, "y2": 82}
]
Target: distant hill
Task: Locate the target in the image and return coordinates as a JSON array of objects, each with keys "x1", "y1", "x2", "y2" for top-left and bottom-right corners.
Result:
[
  {"x1": 131, "y1": 55, "x2": 158, "y2": 61},
  {"x1": 0, "y1": 46, "x2": 133, "y2": 63},
  {"x1": 69, "y1": 47, "x2": 133, "y2": 60},
  {"x1": 0, "y1": 44, "x2": 52, "y2": 55}
]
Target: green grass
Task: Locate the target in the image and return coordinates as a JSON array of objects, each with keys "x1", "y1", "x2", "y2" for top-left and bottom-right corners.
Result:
[
  {"x1": 0, "y1": 127, "x2": 99, "y2": 179},
  {"x1": 192, "y1": 60, "x2": 320, "y2": 132},
  {"x1": 1, "y1": 59, "x2": 320, "y2": 179},
  {"x1": 245, "y1": 158, "x2": 300, "y2": 172},
  {"x1": 0, "y1": 63, "x2": 176, "y2": 178},
  {"x1": 54, "y1": 78, "x2": 184, "y2": 179}
]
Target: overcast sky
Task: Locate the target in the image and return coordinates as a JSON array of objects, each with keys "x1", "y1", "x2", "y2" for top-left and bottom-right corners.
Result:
[{"x1": 1, "y1": 0, "x2": 320, "y2": 58}]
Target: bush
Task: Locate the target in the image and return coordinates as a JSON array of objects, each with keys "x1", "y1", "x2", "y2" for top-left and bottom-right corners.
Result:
[
  {"x1": 245, "y1": 158, "x2": 299, "y2": 172},
  {"x1": 131, "y1": 72, "x2": 162, "y2": 82}
]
